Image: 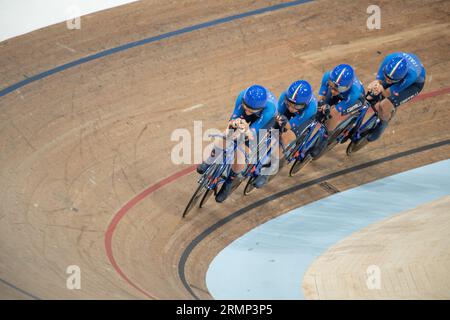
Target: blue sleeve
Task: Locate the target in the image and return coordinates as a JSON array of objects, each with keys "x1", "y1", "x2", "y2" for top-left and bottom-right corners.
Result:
[
  {"x1": 230, "y1": 90, "x2": 245, "y2": 120},
  {"x1": 318, "y1": 71, "x2": 330, "y2": 96},
  {"x1": 304, "y1": 95, "x2": 318, "y2": 120},
  {"x1": 249, "y1": 102, "x2": 276, "y2": 135},
  {"x1": 376, "y1": 58, "x2": 387, "y2": 81},
  {"x1": 277, "y1": 93, "x2": 287, "y2": 115},
  {"x1": 335, "y1": 84, "x2": 362, "y2": 113},
  {"x1": 390, "y1": 70, "x2": 418, "y2": 96}
]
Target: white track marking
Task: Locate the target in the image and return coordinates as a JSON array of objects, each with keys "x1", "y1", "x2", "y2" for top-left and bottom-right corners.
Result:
[
  {"x1": 182, "y1": 104, "x2": 204, "y2": 112},
  {"x1": 56, "y1": 42, "x2": 76, "y2": 53}
]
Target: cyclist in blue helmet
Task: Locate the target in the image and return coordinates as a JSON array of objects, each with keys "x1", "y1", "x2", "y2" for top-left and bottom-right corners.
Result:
[
  {"x1": 310, "y1": 63, "x2": 365, "y2": 158},
  {"x1": 196, "y1": 84, "x2": 277, "y2": 202},
  {"x1": 366, "y1": 52, "x2": 426, "y2": 141},
  {"x1": 252, "y1": 80, "x2": 318, "y2": 189}
]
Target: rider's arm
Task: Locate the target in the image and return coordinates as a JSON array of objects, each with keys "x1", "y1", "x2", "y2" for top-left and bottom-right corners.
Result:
[
  {"x1": 317, "y1": 96, "x2": 326, "y2": 110},
  {"x1": 317, "y1": 71, "x2": 330, "y2": 109},
  {"x1": 290, "y1": 98, "x2": 318, "y2": 128},
  {"x1": 276, "y1": 93, "x2": 290, "y2": 130},
  {"x1": 369, "y1": 62, "x2": 383, "y2": 91},
  {"x1": 335, "y1": 86, "x2": 361, "y2": 115},
  {"x1": 229, "y1": 90, "x2": 246, "y2": 120},
  {"x1": 277, "y1": 93, "x2": 287, "y2": 115},
  {"x1": 318, "y1": 71, "x2": 330, "y2": 97},
  {"x1": 228, "y1": 90, "x2": 246, "y2": 128}
]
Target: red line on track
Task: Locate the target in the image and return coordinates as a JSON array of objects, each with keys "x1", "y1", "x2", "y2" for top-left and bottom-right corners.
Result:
[
  {"x1": 412, "y1": 86, "x2": 450, "y2": 102},
  {"x1": 104, "y1": 86, "x2": 449, "y2": 299},
  {"x1": 104, "y1": 165, "x2": 196, "y2": 299}
]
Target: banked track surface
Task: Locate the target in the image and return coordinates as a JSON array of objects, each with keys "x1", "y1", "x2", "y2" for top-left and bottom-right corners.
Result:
[{"x1": 0, "y1": 0, "x2": 449, "y2": 299}]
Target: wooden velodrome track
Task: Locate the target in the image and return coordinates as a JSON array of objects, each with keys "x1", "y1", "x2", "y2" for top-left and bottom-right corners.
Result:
[{"x1": 1, "y1": 0, "x2": 449, "y2": 299}]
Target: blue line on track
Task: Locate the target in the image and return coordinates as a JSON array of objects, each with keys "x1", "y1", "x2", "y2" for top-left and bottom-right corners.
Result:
[
  {"x1": 0, "y1": 278, "x2": 40, "y2": 300},
  {"x1": 0, "y1": 0, "x2": 313, "y2": 98}
]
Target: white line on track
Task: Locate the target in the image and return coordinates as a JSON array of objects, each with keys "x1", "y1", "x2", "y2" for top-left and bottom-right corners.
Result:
[
  {"x1": 182, "y1": 104, "x2": 204, "y2": 112},
  {"x1": 56, "y1": 42, "x2": 76, "y2": 53}
]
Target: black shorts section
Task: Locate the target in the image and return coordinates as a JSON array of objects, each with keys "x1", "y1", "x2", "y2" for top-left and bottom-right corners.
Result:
[{"x1": 387, "y1": 81, "x2": 425, "y2": 108}]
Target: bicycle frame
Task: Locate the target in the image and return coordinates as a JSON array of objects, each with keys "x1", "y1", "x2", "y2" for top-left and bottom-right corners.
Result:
[
  {"x1": 349, "y1": 100, "x2": 379, "y2": 142},
  {"x1": 243, "y1": 130, "x2": 276, "y2": 178},
  {"x1": 297, "y1": 122, "x2": 327, "y2": 159},
  {"x1": 280, "y1": 120, "x2": 328, "y2": 163},
  {"x1": 198, "y1": 133, "x2": 250, "y2": 190}
]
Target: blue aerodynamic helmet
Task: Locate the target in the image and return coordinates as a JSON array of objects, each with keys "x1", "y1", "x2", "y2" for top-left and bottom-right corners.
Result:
[
  {"x1": 243, "y1": 85, "x2": 268, "y2": 110},
  {"x1": 384, "y1": 56, "x2": 408, "y2": 82},
  {"x1": 329, "y1": 64, "x2": 355, "y2": 93},
  {"x1": 285, "y1": 80, "x2": 313, "y2": 111}
]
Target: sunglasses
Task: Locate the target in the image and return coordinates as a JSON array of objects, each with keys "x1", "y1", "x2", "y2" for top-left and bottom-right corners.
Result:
[
  {"x1": 328, "y1": 80, "x2": 350, "y2": 93},
  {"x1": 383, "y1": 70, "x2": 401, "y2": 83},
  {"x1": 285, "y1": 97, "x2": 307, "y2": 111},
  {"x1": 242, "y1": 101, "x2": 263, "y2": 113}
]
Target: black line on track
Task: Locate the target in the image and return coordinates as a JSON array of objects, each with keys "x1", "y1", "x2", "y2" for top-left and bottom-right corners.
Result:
[{"x1": 178, "y1": 139, "x2": 450, "y2": 299}]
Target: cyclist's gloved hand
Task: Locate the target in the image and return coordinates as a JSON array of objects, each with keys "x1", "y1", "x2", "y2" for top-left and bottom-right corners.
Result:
[
  {"x1": 314, "y1": 111, "x2": 323, "y2": 122},
  {"x1": 276, "y1": 115, "x2": 289, "y2": 132},
  {"x1": 317, "y1": 99, "x2": 327, "y2": 112},
  {"x1": 315, "y1": 104, "x2": 331, "y2": 122},
  {"x1": 237, "y1": 120, "x2": 249, "y2": 133},
  {"x1": 371, "y1": 81, "x2": 383, "y2": 95},
  {"x1": 276, "y1": 114, "x2": 288, "y2": 126},
  {"x1": 367, "y1": 91, "x2": 382, "y2": 106},
  {"x1": 229, "y1": 119, "x2": 239, "y2": 129},
  {"x1": 367, "y1": 80, "x2": 378, "y2": 92}
]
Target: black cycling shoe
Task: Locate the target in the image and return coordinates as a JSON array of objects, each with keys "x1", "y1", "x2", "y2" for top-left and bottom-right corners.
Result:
[
  {"x1": 215, "y1": 172, "x2": 239, "y2": 203},
  {"x1": 367, "y1": 120, "x2": 389, "y2": 142},
  {"x1": 253, "y1": 175, "x2": 270, "y2": 189},
  {"x1": 215, "y1": 178, "x2": 234, "y2": 203},
  {"x1": 196, "y1": 162, "x2": 210, "y2": 174}
]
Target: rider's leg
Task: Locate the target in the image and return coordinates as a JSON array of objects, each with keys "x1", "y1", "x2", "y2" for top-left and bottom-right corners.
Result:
[
  {"x1": 252, "y1": 129, "x2": 292, "y2": 189},
  {"x1": 366, "y1": 92, "x2": 383, "y2": 106},
  {"x1": 197, "y1": 145, "x2": 217, "y2": 174},
  {"x1": 278, "y1": 129, "x2": 296, "y2": 168},
  {"x1": 367, "y1": 98, "x2": 392, "y2": 141},
  {"x1": 281, "y1": 129, "x2": 297, "y2": 146},
  {"x1": 325, "y1": 107, "x2": 349, "y2": 132},
  {"x1": 215, "y1": 142, "x2": 249, "y2": 203},
  {"x1": 197, "y1": 128, "x2": 232, "y2": 174},
  {"x1": 310, "y1": 107, "x2": 347, "y2": 158},
  {"x1": 368, "y1": 81, "x2": 425, "y2": 142}
]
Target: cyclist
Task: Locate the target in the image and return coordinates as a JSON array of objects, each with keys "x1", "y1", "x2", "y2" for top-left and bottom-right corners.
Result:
[
  {"x1": 366, "y1": 52, "x2": 426, "y2": 141},
  {"x1": 310, "y1": 63, "x2": 365, "y2": 158},
  {"x1": 252, "y1": 80, "x2": 318, "y2": 188},
  {"x1": 196, "y1": 84, "x2": 277, "y2": 202}
]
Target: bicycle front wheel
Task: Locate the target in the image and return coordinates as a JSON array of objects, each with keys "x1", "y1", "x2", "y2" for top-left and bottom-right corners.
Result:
[
  {"x1": 289, "y1": 154, "x2": 313, "y2": 177},
  {"x1": 182, "y1": 183, "x2": 207, "y2": 218},
  {"x1": 243, "y1": 176, "x2": 256, "y2": 196}
]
